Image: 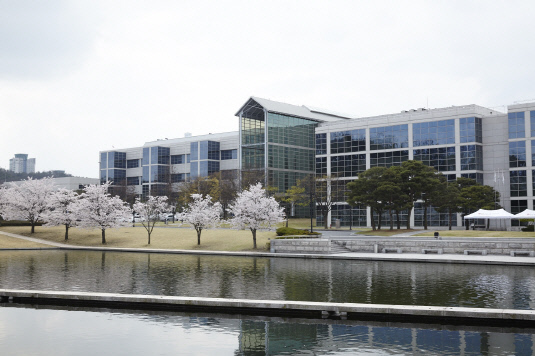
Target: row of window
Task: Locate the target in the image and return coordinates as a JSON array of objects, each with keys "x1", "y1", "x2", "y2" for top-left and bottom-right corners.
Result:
[
  {"x1": 316, "y1": 146, "x2": 482, "y2": 176},
  {"x1": 316, "y1": 117, "x2": 483, "y2": 155},
  {"x1": 268, "y1": 145, "x2": 314, "y2": 172},
  {"x1": 267, "y1": 113, "x2": 317, "y2": 149}
]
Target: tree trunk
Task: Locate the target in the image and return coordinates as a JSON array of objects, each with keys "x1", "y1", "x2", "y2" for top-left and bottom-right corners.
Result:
[
  {"x1": 196, "y1": 228, "x2": 202, "y2": 245},
  {"x1": 31, "y1": 222, "x2": 35, "y2": 234},
  {"x1": 148, "y1": 231, "x2": 151, "y2": 245},
  {"x1": 389, "y1": 209, "x2": 394, "y2": 230},
  {"x1": 251, "y1": 228, "x2": 257, "y2": 249},
  {"x1": 396, "y1": 210, "x2": 401, "y2": 230},
  {"x1": 101, "y1": 228, "x2": 106, "y2": 244},
  {"x1": 448, "y1": 208, "x2": 452, "y2": 230},
  {"x1": 65, "y1": 225, "x2": 69, "y2": 240},
  {"x1": 377, "y1": 210, "x2": 382, "y2": 230},
  {"x1": 324, "y1": 211, "x2": 329, "y2": 230}
]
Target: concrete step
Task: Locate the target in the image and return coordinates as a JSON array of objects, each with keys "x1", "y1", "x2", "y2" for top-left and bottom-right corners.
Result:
[{"x1": 330, "y1": 241, "x2": 351, "y2": 254}]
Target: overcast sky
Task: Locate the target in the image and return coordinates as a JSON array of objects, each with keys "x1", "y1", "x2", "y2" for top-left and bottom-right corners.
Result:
[{"x1": 2, "y1": 0, "x2": 535, "y2": 178}]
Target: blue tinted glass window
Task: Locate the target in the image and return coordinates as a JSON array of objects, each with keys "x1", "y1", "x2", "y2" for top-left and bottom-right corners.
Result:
[
  {"x1": 461, "y1": 173, "x2": 483, "y2": 185},
  {"x1": 208, "y1": 141, "x2": 220, "y2": 160},
  {"x1": 316, "y1": 133, "x2": 327, "y2": 155},
  {"x1": 127, "y1": 177, "x2": 139, "y2": 186},
  {"x1": 190, "y1": 161, "x2": 198, "y2": 178},
  {"x1": 171, "y1": 173, "x2": 185, "y2": 183},
  {"x1": 100, "y1": 153, "x2": 107, "y2": 170},
  {"x1": 142, "y1": 166, "x2": 149, "y2": 183},
  {"x1": 330, "y1": 154, "x2": 366, "y2": 177},
  {"x1": 127, "y1": 159, "x2": 139, "y2": 168},
  {"x1": 531, "y1": 111, "x2": 535, "y2": 137},
  {"x1": 190, "y1": 142, "x2": 199, "y2": 161},
  {"x1": 510, "y1": 170, "x2": 527, "y2": 197},
  {"x1": 200, "y1": 141, "x2": 208, "y2": 160},
  {"x1": 509, "y1": 112, "x2": 525, "y2": 139},
  {"x1": 330, "y1": 129, "x2": 365, "y2": 153},
  {"x1": 370, "y1": 150, "x2": 409, "y2": 168},
  {"x1": 221, "y1": 149, "x2": 237, "y2": 160},
  {"x1": 510, "y1": 141, "x2": 526, "y2": 168},
  {"x1": 413, "y1": 120, "x2": 455, "y2": 146},
  {"x1": 100, "y1": 170, "x2": 107, "y2": 184},
  {"x1": 151, "y1": 148, "x2": 158, "y2": 164},
  {"x1": 158, "y1": 147, "x2": 170, "y2": 164},
  {"x1": 316, "y1": 157, "x2": 327, "y2": 175},
  {"x1": 112, "y1": 152, "x2": 126, "y2": 168},
  {"x1": 460, "y1": 117, "x2": 482, "y2": 143},
  {"x1": 413, "y1": 146, "x2": 456, "y2": 171},
  {"x1": 142, "y1": 148, "x2": 150, "y2": 165},
  {"x1": 107, "y1": 152, "x2": 114, "y2": 170},
  {"x1": 150, "y1": 165, "x2": 169, "y2": 183},
  {"x1": 460, "y1": 145, "x2": 483, "y2": 170},
  {"x1": 186, "y1": 154, "x2": 190, "y2": 163},
  {"x1": 171, "y1": 155, "x2": 183, "y2": 164},
  {"x1": 370, "y1": 124, "x2": 408, "y2": 150}
]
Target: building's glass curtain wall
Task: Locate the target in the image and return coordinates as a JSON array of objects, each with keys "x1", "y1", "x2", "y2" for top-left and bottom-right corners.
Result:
[
  {"x1": 190, "y1": 141, "x2": 220, "y2": 178},
  {"x1": 141, "y1": 146, "x2": 170, "y2": 197},
  {"x1": 370, "y1": 125, "x2": 408, "y2": 150},
  {"x1": 100, "y1": 151, "x2": 126, "y2": 185},
  {"x1": 413, "y1": 119, "x2": 455, "y2": 146},
  {"x1": 267, "y1": 113, "x2": 317, "y2": 194}
]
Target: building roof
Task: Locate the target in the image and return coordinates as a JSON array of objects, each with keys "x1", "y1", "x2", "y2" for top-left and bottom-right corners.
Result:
[{"x1": 235, "y1": 97, "x2": 353, "y2": 122}]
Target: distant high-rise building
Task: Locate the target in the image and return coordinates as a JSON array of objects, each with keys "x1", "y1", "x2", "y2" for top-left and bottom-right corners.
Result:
[{"x1": 9, "y1": 154, "x2": 36, "y2": 173}]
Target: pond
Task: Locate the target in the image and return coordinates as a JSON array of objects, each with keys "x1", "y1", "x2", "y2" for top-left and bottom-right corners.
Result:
[
  {"x1": 1, "y1": 303, "x2": 534, "y2": 355},
  {"x1": 0, "y1": 250, "x2": 534, "y2": 309},
  {"x1": 2, "y1": 250, "x2": 535, "y2": 355}
]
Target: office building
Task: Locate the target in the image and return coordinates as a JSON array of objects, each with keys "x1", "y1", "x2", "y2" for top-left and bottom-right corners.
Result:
[
  {"x1": 101, "y1": 96, "x2": 535, "y2": 228},
  {"x1": 9, "y1": 154, "x2": 36, "y2": 174}
]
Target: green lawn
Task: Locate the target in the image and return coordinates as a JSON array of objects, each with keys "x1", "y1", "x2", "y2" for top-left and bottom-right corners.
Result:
[{"x1": 0, "y1": 225, "x2": 277, "y2": 251}]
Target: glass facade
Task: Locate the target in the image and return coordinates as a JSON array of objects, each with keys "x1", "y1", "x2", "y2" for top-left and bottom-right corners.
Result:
[
  {"x1": 509, "y1": 112, "x2": 525, "y2": 139},
  {"x1": 330, "y1": 129, "x2": 365, "y2": 153},
  {"x1": 509, "y1": 141, "x2": 527, "y2": 168},
  {"x1": 370, "y1": 125, "x2": 408, "y2": 150},
  {"x1": 460, "y1": 145, "x2": 483, "y2": 170},
  {"x1": 510, "y1": 170, "x2": 527, "y2": 197},
  {"x1": 414, "y1": 203, "x2": 456, "y2": 227},
  {"x1": 127, "y1": 159, "x2": 139, "y2": 168},
  {"x1": 221, "y1": 149, "x2": 237, "y2": 160},
  {"x1": 316, "y1": 157, "x2": 327, "y2": 175},
  {"x1": 171, "y1": 173, "x2": 187, "y2": 183},
  {"x1": 190, "y1": 141, "x2": 221, "y2": 178},
  {"x1": 127, "y1": 176, "x2": 139, "y2": 186},
  {"x1": 413, "y1": 120, "x2": 455, "y2": 146},
  {"x1": 531, "y1": 111, "x2": 535, "y2": 137},
  {"x1": 100, "y1": 152, "x2": 107, "y2": 170},
  {"x1": 511, "y1": 200, "x2": 528, "y2": 226},
  {"x1": 413, "y1": 147, "x2": 456, "y2": 172},
  {"x1": 268, "y1": 145, "x2": 314, "y2": 171},
  {"x1": 370, "y1": 150, "x2": 409, "y2": 168},
  {"x1": 267, "y1": 114, "x2": 316, "y2": 148},
  {"x1": 100, "y1": 152, "x2": 127, "y2": 186},
  {"x1": 461, "y1": 173, "x2": 483, "y2": 185},
  {"x1": 330, "y1": 154, "x2": 366, "y2": 177},
  {"x1": 459, "y1": 117, "x2": 482, "y2": 143},
  {"x1": 171, "y1": 155, "x2": 184, "y2": 164},
  {"x1": 315, "y1": 133, "x2": 327, "y2": 155},
  {"x1": 326, "y1": 204, "x2": 367, "y2": 227}
]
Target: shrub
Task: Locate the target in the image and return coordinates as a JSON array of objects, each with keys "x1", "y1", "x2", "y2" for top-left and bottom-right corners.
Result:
[
  {"x1": 276, "y1": 227, "x2": 321, "y2": 237},
  {"x1": 0, "y1": 220, "x2": 43, "y2": 227},
  {"x1": 521, "y1": 225, "x2": 534, "y2": 232}
]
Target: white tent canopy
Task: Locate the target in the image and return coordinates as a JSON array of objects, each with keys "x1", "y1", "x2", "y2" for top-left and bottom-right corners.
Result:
[
  {"x1": 463, "y1": 208, "x2": 515, "y2": 219},
  {"x1": 514, "y1": 209, "x2": 535, "y2": 219}
]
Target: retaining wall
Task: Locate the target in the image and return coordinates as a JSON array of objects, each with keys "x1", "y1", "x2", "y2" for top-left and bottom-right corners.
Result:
[{"x1": 271, "y1": 238, "x2": 535, "y2": 256}]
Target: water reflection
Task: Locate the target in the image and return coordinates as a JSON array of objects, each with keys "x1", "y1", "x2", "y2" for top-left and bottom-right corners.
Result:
[
  {"x1": 0, "y1": 303, "x2": 533, "y2": 355},
  {"x1": 1, "y1": 250, "x2": 535, "y2": 309}
]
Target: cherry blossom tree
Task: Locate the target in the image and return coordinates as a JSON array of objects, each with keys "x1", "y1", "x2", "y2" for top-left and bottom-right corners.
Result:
[
  {"x1": 1, "y1": 177, "x2": 56, "y2": 233},
  {"x1": 41, "y1": 188, "x2": 79, "y2": 240},
  {"x1": 75, "y1": 182, "x2": 131, "y2": 244},
  {"x1": 227, "y1": 183, "x2": 285, "y2": 249},
  {"x1": 179, "y1": 194, "x2": 221, "y2": 245},
  {"x1": 133, "y1": 195, "x2": 169, "y2": 245}
]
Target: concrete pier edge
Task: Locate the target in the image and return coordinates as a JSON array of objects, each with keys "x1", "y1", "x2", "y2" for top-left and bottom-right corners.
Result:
[{"x1": 1, "y1": 289, "x2": 534, "y2": 327}]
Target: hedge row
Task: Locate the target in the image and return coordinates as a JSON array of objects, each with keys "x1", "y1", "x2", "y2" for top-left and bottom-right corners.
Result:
[{"x1": 0, "y1": 220, "x2": 43, "y2": 227}]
